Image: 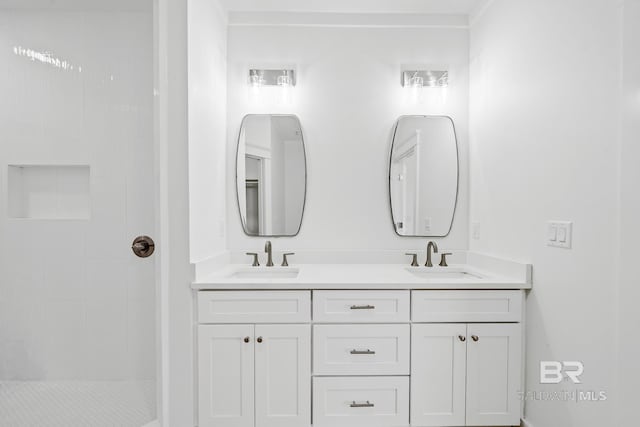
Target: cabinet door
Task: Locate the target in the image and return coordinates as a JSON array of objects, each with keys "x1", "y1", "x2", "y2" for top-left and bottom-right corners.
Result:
[
  {"x1": 198, "y1": 325, "x2": 255, "y2": 427},
  {"x1": 255, "y1": 324, "x2": 311, "y2": 427},
  {"x1": 466, "y1": 323, "x2": 522, "y2": 426},
  {"x1": 411, "y1": 324, "x2": 467, "y2": 426}
]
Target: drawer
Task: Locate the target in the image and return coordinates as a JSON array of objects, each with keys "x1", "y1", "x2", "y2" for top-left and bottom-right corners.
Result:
[
  {"x1": 412, "y1": 290, "x2": 522, "y2": 323},
  {"x1": 313, "y1": 324, "x2": 410, "y2": 375},
  {"x1": 197, "y1": 291, "x2": 311, "y2": 323},
  {"x1": 313, "y1": 376, "x2": 409, "y2": 427},
  {"x1": 313, "y1": 290, "x2": 410, "y2": 323}
]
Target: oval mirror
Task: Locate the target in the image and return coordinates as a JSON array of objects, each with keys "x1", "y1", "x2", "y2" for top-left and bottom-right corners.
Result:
[
  {"x1": 389, "y1": 116, "x2": 459, "y2": 237},
  {"x1": 236, "y1": 114, "x2": 307, "y2": 236}
]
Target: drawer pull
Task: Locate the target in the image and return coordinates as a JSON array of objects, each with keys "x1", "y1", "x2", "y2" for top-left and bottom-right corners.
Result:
[
  {"x1": 350, "y1": 349, "x2": 376, "y2": 355},
  {"x1": 350, "y1": 401, "x2": 374, "y2": 408},
  {"x1": 350, "y1": 304, "x2": 375, "y2": 310}
]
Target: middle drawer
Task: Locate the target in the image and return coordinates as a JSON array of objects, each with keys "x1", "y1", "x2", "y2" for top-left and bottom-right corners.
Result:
[
  {"x1": 313, "y1": 290, "x2": 410, "y2": 323},
  {"x1": 313, "y1": 324, "x2": 410, "y2": 375}
]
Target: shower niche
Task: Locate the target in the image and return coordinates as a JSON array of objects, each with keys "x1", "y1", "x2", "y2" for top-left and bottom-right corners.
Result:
[{"x1": 7, "y1": 165, "x2": 90, "y2": 220}]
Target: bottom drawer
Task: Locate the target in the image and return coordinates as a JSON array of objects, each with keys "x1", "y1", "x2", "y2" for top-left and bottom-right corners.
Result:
[{"x1": 312, "y1": 376, "x2": 409, "y2": 427}]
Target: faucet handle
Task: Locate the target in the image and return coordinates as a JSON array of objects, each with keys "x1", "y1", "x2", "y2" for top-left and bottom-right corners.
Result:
[
  {"x1": 405, "y1": 253, "x2": 419, "y2": 267},
  {"x1": 281, "y1": 253, "x2": 295, "y2": 267},
  {"x1": 439, "y1": 253, "x2": 452, "y2": 267},
  {"x1": 246, "y1": 252, "x2": 260, "y2": 267}
]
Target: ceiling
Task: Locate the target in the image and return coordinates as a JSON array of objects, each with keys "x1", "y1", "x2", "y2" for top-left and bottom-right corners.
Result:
[
  {"x1": 0, "y1": 0, "x2": 150, "y2": 11},
  {"x1": 220, "y1": 0, "x2": 488, "y2": 15}
]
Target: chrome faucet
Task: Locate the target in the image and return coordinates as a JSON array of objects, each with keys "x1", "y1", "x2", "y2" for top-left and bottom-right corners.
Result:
[
  {"x1": 265, "y1": 240, "x2": 274, "y2": 267},
  {"x1": 425, "y1": 241, "x2": 439, "y2": 267}
]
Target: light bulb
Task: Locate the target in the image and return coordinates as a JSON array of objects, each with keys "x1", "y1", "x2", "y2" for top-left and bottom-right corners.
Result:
[
  {"x1": 277, "y1": 72, "x2": 292, "y2": 87},
  {"x1": 410, "y1": 75, "x2": 424, "y2": 89},
  {"x1": 249, "y1": 70, "x2": 264, "y2": 87}
]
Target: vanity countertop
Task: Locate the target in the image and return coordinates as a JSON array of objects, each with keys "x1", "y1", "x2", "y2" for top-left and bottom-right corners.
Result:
[{"x1": 192, "y1": 262, "x2": 532, "y2": 290}]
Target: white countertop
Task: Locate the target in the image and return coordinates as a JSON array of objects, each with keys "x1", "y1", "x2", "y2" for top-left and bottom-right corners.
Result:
[{"x1": 192, "y1": 262, "x2": 532, "y2": 290}]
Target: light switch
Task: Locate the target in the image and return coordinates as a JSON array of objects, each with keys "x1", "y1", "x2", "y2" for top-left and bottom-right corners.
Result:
[
  {"x1": 547, "y1": 221, "x2": 572, "y2": 249},
  {"x1": 557, "y1": 227, "x2": 567, "y2": 243}
]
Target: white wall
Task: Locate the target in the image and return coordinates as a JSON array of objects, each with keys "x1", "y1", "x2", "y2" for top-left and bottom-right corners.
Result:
[
  {"x1": 470, "y1": 1, "x2": 622, "y2": 425},
  {"x1": 226, "y1": 22, "x2": 470, "y2": 251},
  {"x1": 187, "y1": 0, "x2": 227, "y2": 263},
  {"x1": 617, "y1": 1, "x2": 640, "y2": 424},
  {"x1": 0, "y1": 8, "x2": 155, "y2": 382}
]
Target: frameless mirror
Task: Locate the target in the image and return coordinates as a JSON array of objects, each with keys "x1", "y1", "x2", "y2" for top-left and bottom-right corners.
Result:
[
  {"x1": 236, "y1": 114, "x2": 307, "y2": 236},
  {"x1": 389, "y1": 116, "x2": 458, "y2": 237}
]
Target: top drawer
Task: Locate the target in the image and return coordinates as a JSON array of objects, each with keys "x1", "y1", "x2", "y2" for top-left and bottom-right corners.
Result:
[
  {"x1": 313, "y1": 290, "x2": 410, "y2": 323},
  {"x1": 412, "y1": 290, "x2": 522, "y2": 323},
  {"x1": 197, "y1": 291, "x2": 311, "y2": 323}
]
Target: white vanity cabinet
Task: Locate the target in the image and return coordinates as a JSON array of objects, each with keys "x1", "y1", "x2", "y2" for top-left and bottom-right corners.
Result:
[
  {"x1": 196, "y1": 288, "x2": 524, "y2": 427},
  {"x1": 411, "y1": 291, "x2": 523, "y2": 427},
  {"x1": 197, "y1": 291, "x2": 311, "y2": 427}
]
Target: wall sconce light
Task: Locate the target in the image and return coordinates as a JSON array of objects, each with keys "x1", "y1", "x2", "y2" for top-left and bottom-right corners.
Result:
[
  {"x1": 248, "y1": 69, "x2": 296, "y2": 87},
  {"x1": 401, "y1": 70, "x2": 448, "y2": 88},
  {"x1": 249, "y1": 69, "x2": 264, "y2": 87}
]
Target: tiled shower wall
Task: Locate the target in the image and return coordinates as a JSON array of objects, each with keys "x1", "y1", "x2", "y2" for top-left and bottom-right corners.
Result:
[{"x1": 0, "y1": 8, "x2": 155, "y2": 380}]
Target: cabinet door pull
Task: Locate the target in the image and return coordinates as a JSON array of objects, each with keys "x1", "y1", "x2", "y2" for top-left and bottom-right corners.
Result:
[
  {"x1": 350, "y1": 304, "x2": 375, "y2": 310},
  {"x1": 243, "y1": 336, "x2": 250, "y2": 343},
  {"x1": 350, "y1": 349, "x2": 376, "y2": 355},
  {"x1": 458, "y1": 335, "x2": 466, "y2": 342},
  {"x1": 257, "y1": 336, "x2": 263, "y2": 343},
  {"x1": 471, "y1": 335, "x2": 479, "y2": 342},
  {"x1": 350, "y1": 401, "x2": 374, "y2": 408}
]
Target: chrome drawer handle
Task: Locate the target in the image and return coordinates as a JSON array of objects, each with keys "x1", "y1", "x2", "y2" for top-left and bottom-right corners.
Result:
[
  {"x1": 350, "y1": 304, "x2": 375, "y2": 310},
  {"x1": 350, "y1": 401, "x2": 374, "y2": 408},
  {"x1": 350, "y1": 349, "x2": 376, "y2": 355}
]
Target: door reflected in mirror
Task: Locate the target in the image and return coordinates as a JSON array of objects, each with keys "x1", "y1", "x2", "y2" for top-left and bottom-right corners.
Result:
[
  {"x1": 236, "y1": 114, "x2": 307, "y2": 236},
  {"x1": 389, "y1": 116, "x2": 459, "y2": 237}
]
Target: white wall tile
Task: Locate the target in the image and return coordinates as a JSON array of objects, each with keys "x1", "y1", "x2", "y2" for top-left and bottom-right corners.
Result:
[
  {"x1": 85, "y1": 301, "x2": 127, "y2": 380},
  {"x1": 43, "y1": 301, "x2": 87, "y2": 379},
  {"x1": 0, "y1": 9, "x2": 155, "y2": 382}
]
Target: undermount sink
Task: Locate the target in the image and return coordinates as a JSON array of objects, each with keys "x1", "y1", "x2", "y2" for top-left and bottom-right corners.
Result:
[
  {"x1": 405, "y1": 267, "x2": 483, "y2": 280},
  {"x1": 230, "y1": 267, "x2": 300, "y2": 280}
]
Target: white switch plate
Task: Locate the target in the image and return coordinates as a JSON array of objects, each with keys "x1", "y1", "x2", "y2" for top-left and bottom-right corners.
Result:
[
  {"x1": 423, "y1": 217, "x2": 432, "y2": 233},
  {"x1": 547, "y1": 221, "x2": 572, "y2": 248}
]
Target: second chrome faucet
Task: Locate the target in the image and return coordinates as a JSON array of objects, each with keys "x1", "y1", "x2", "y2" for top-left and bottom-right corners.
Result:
[
  {"x1": 247, "y1": 240, "x2": 295, "y2": 267},
  {"x1": 406, "y1": 241, "x2": 451, "y2": 267},
  {"x1": 425, "y1": 241, "x2": 438, "y2": 267},
  {"x1": 264, "y1": 240, "x2": 274, "y2": 267}
]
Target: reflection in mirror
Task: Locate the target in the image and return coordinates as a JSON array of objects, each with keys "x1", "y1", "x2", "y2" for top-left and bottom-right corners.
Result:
[
  {"x1": 389, "y1": 116, "x2": 458, "y2": 237},
  {"x1": 236, "y1": 114, "x2": 307, "y2": 236}
]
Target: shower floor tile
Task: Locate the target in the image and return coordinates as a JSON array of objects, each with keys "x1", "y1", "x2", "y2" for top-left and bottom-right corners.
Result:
[{"x1": 0, "y1": 380, "x2": 155, "y2": 427}]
